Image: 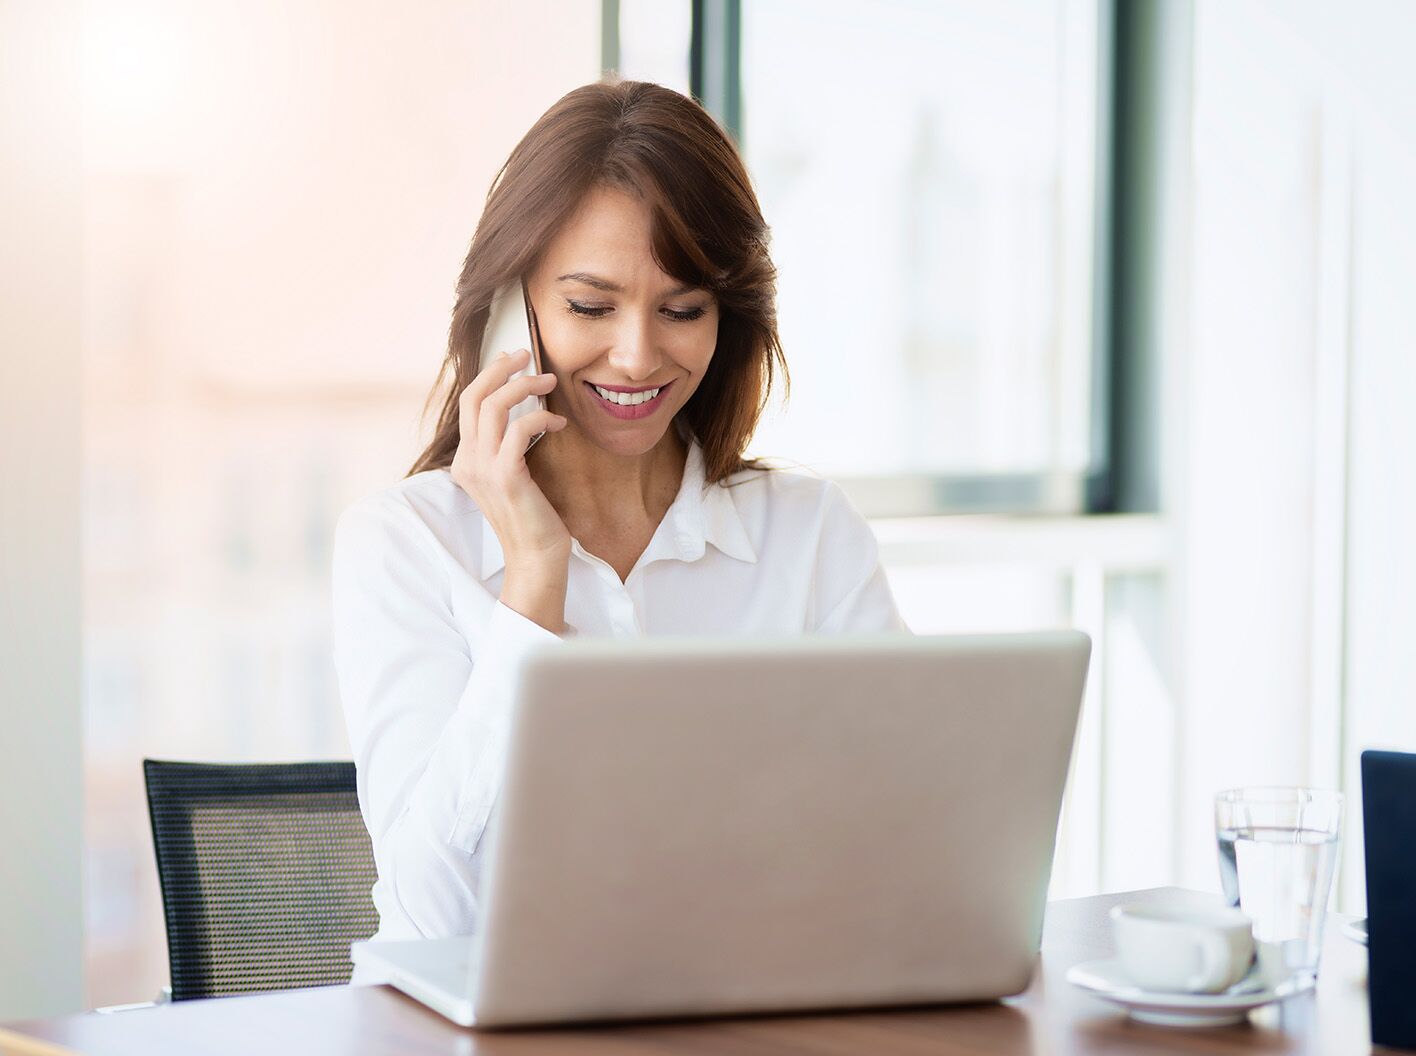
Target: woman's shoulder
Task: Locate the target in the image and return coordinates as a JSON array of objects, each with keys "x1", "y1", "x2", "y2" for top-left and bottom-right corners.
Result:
[
  {"x1": 339, "y1": 466, "x2": 468, "y2": 521},
  {"x1": 721, "y1": 455, "x2": 847, "y2": 500},
  {"x1": 715, "y1": 457, "x2": 864, "y2": 533},
  {"x1": 334, "y1": 467, "x2": 485, "y2": 560},
  {"x1": 716, "y1": 459, "x2": 882, "y2": 585}
]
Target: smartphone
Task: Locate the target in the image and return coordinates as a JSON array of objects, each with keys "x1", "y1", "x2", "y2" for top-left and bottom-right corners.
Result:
[{"x1": 478, "y1": 280, "x2": 547, "y2": 451}]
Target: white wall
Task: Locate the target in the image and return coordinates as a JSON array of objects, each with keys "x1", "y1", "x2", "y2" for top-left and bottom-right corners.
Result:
[
  {"x1": 1177, "y1": 0, "x2": 1416, "y2": 908},
  {"x1": 0, "y1": 0, "x2": 85, "y2": 1020},
  {"x1": 1327, "y1": 4, "x2": 1416, "y2": 912}
]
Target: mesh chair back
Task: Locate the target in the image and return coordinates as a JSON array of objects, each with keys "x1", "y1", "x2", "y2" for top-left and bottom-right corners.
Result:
[{"x1": 143, "y1": 759, "x2": 380, "y2": 1000}]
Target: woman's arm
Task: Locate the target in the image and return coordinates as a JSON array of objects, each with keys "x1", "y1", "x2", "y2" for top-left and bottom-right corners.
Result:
[
  {"x1": 810, "y1": 480, "x2": 911, "y2": 634},
  {"x1": 331, "y1": 495, "x2": 564, "y2": 939}
]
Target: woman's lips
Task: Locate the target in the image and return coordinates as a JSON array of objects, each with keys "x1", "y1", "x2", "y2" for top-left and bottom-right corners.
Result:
[{"x1": 584, "y1": 380, "x2": 673, "y2": 421}]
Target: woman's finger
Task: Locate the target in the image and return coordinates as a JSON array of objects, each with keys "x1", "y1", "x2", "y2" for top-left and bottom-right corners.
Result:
[
  {"x1": 458, "y1": 348, "x2": 531, "y2": 448},
  {"x1": 477, "y1": 371, "x2": 557, "y2": 456},
  {"x1": 499, "y1": 408, "x2": 567, "y2": 467}
]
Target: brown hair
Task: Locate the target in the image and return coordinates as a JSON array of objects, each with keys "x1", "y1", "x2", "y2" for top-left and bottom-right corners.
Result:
[{"x1": 406, "y1": 78, "x2": 787, "y2": 484}]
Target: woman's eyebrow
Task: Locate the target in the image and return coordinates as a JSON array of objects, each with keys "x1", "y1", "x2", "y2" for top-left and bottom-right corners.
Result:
[{"x1": 556, "y1": 272, "x2": 700, "y2": 297}]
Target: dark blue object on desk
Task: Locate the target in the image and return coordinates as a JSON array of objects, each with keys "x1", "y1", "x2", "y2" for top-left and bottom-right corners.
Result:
[{"x1": 1362, "y1": 749, "x2": 1416, "y2": 1051}]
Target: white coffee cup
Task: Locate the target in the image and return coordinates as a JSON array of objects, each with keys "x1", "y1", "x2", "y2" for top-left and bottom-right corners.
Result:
[{"x1": 1110, "y1": 903, "x2": 1256, "y2": 994}]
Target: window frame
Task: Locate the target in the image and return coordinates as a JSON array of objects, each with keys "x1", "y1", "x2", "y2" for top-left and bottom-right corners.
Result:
[{"x1": 608, "y1": 0, "x2": 1157, "y2": 517}]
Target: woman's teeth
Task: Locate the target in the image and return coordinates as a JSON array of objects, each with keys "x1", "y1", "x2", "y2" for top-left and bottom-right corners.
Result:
[{"x1": 593, "y1": 384, "x2": 660, "y2": 406}]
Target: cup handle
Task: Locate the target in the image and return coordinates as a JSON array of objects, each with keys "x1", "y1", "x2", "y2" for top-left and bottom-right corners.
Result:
[{"x1": 1187, "y1": 932, "x2": 1237, "y2": 992}]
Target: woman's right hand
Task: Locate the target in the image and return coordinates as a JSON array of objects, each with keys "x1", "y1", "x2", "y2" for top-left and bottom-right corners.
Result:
[{"x1": 450, "y1": 348, "x2": 571, "y2": 633}]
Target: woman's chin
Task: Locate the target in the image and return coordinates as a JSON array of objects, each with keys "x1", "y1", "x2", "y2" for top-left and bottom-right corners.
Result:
[
  {"x1": 543, "y1": 415, "x2": 674, "y2": 461},
  {"x1": 585, "y1": 423, "x2": 673, "y2": 459}
]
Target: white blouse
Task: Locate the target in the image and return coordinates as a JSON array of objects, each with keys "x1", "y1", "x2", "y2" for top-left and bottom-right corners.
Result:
[{"x1": 331, "y1": 438, "x2": 908, "y2": 948}]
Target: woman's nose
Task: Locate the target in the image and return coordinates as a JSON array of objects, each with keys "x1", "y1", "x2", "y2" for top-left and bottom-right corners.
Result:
[{"x1": 606, "y1": 311, "x2": 662, "y2": 381}]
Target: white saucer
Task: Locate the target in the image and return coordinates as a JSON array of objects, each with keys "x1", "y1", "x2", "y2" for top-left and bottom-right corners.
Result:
[
  {"x1": 1343, "y1": 918, "x2": 1368, "y2": 946},
  {"x1": 1065, "y1": 958, "x2": 1314, "y2": 1027}
]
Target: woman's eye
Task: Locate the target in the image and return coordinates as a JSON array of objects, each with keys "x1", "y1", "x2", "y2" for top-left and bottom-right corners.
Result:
[
  {"x1": 663, "y1": 306, "x2": 707, "y2": 322},
  {"x1": 564, "y1": 300, "x2": 707, "y2": 322},
  {"x1": 566, "y1": 300, "x2": 611, "y2": 318}
]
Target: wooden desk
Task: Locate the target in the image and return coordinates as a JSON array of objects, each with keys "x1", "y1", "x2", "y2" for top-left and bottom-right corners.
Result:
[{"x1": 0, "y1": 888, "x2": 1379, "y2": 1055}]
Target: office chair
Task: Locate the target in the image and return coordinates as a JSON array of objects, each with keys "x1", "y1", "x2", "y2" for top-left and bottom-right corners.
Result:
[{"x1": 142, "y1": 759, "x2": 380, "y2": 1000}]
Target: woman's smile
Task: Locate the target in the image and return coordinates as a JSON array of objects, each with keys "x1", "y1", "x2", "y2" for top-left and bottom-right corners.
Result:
[{"x1": 582, "y1": 379, "x2": 675, "y2": 420}]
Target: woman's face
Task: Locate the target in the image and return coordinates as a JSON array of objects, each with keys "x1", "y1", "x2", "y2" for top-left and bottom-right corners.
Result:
[{"x1": 525, "y1": 185, "x2": 719, "y2": 460}]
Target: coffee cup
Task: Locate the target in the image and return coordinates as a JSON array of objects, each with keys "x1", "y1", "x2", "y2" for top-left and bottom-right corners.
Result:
[{"x1": 1109, "y1": 903, "x2": 1256, "y2": 994}]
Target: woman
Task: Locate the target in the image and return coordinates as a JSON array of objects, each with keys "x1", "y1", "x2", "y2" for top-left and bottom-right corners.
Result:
[{"x1": 332, "y1": 79, "x2": 908, "y2": 947}]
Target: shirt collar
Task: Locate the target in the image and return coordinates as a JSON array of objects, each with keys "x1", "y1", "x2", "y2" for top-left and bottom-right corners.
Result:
[{"x1": 478, "y1": 432, "x2": 757, "y2": 581}]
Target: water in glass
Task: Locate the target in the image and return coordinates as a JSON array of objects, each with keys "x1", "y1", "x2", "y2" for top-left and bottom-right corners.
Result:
[{"x1": 1216, "y1": 823, "x2": 1340, "y2": 984}]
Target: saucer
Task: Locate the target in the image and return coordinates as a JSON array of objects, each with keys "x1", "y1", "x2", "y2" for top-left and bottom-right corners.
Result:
[
  {"x1": 1065, "y1": 958, "x2": 1314, "y2": 1027},
  {"x1": 1343, "y1": 918, "x2": 1368, "y2": 946}
]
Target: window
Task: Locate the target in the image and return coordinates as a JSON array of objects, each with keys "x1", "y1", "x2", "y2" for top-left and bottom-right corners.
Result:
[{"x1": 618, "y1": 0, "x2": 1107, "y2": 514}]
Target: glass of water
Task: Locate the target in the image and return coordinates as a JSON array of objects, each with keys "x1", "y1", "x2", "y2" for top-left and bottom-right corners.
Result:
[{"x1": 1215, "y1": 787, "x2": 1343, "y2": 985}]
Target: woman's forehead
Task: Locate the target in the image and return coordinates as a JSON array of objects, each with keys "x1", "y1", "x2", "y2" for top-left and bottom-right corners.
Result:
[
  {"x1": 539, "y1": 187, "x2": 698, "y2": 292},
  {"x1": 546, "y1": 186, "x2": 653, "y2": 258}
]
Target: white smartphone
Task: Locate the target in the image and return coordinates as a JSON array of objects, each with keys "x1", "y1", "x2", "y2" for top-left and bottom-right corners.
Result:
[{"x1": 478, "y1": 280, "x2": 547, "y2": 451}]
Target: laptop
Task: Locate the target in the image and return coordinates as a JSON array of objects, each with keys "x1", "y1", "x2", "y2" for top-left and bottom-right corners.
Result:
[
  {"x1": 1361, "y1": 749, "x2": 1416, "y2": 1050},
  {"x1": 352, "y1": 630, "x2": 1091, "y2": 1028}
]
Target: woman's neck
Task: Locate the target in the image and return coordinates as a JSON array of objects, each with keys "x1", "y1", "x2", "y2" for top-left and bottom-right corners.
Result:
[{"x1": 527, "y1": 421, "x2": 688, "y2": 530}]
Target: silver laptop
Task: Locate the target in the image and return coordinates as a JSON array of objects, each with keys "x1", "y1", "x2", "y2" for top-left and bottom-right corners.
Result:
[{"x1": 351, "y1": 630, "x2": 1091, "y2": 1028}]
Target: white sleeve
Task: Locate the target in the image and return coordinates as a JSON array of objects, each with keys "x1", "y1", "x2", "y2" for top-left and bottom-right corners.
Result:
[
  {"x1": 811, "y1": 481, "x2": 912, "y2": 634},
  {"x1": 331, "y1": 496, "x2": 563, "y2": 938}
]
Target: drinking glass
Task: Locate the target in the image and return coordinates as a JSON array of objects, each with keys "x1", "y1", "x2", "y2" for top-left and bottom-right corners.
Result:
[{"x1": 1215, "y1": 787, "x2": 1343, "y2": 985}]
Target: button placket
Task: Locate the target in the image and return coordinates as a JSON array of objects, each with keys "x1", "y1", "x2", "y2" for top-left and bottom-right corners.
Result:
[
  {"x1": 608, "y1": 574, "x2": 638, "y2": 635},
  {"x1": 626, "y1": 580, "x2": 646, "y2": 635}
]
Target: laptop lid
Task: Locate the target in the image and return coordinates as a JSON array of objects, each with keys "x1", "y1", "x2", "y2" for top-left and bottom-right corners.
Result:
[{"x1": 467, "y1": 630, "x2": 1091, "y2": 1027}]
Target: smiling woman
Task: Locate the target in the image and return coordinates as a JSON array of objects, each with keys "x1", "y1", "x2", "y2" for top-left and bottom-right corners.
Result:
[
  {"x1": 331, "y1": 79, "x2": 909, "y2": 955},
  {"x1": 528, "y1": 186, "x2": 719, "y2": 446},
  {"x1": 409, "y1": 79, "x2": 783, "y2": 485}
]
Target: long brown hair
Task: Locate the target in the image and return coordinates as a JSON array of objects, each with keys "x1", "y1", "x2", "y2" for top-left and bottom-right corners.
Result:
[{"x1": 406, "y1": 78, "x2": 787, "y2": 484}]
